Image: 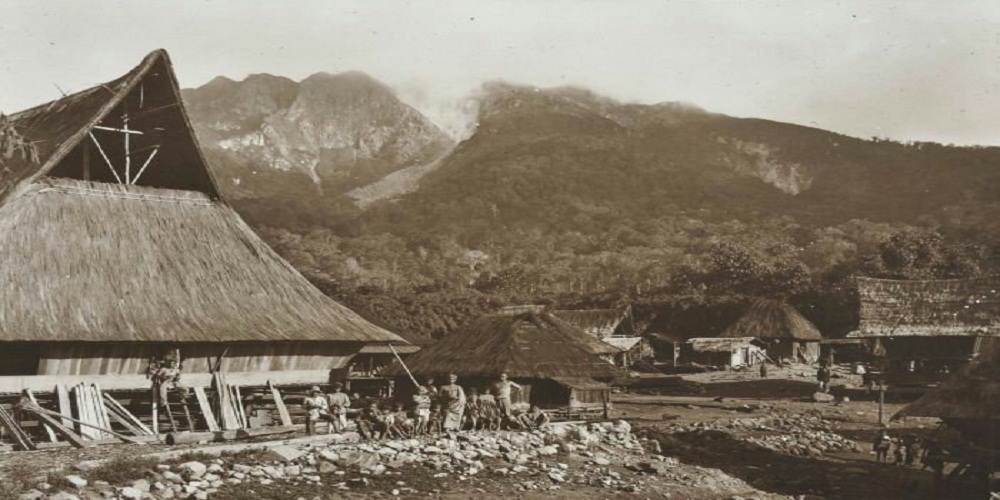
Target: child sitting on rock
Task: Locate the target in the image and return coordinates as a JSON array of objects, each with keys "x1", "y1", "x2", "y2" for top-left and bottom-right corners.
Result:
[
  {"x1": 478, "y1": 393, "x2": 501, "y2": 431},
  {"x1": 387, "y1": 402, "x2": 412, "y2": 438},
  {"x1": 356, "y1": 402, "x2": 383, "y2": 440}
]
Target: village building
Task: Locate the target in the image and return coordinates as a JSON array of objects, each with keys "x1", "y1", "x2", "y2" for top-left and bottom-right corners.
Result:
[
  {"x1": 683, "y1": 337, "x2": 766, "y2": 368},
  {"x1": 719, "y1": 300, "x2": 823, "y2": 363},
  {"x1": 848, "y1": 276, "x2": 1000, "y2": 386},
  {"x1": 0, "y1": 50, "x2": 409, "y2": 392},
  {"x1": 382, "y1": 311, "x2": 620, "y2": 416},
  {"x1": 552, "y1": 306, "x2": 651, "y2": 368}
]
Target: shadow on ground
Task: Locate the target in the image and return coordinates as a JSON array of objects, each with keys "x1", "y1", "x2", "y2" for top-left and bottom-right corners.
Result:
[{"x1": 645, "y1": 428, "x2": 984, "y2": 500}]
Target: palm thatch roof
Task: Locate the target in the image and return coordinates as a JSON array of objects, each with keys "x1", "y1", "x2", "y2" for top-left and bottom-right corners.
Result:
[
  {"x1": 552, "y1": 307, "x2": 630, "y2": 337},
  {"x1": 848, "y1": 276, "x2": 1000, "y2": 338},
  {"x1": 0, "y1": 50, "x2": 404, "y2": 345},
  {"x1": 895, "y1": 337, "x2": 1000, "y2": 420},
  {"x1": 720, "y1": 300, "x2": 822, "y2": 341},
  {"x1": 381, "y1": 312, "x2": 622, "y2": 379},
  {"x1": 0, "y1": 178, "x2": 401, "y2": 343},
  {"x1": 3, "y1": 49, "x2": 218, "y2": 201}
]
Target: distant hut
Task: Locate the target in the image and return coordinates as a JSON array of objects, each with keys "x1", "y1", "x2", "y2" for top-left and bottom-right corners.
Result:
[
  {"x1": 895, "y1": 337, "x2": 1000, "y2": 449},
  {"x1": 382, "y1": 312, "x2": 621, "y2": 414},
  {"x1": 847, "y1": 276, "x2": 1000, "y2": 386},
  {"x1": 553, "y1": 306, "x2": 650, "y2": 368},
  {"x1": 719, "y1": 300, "x2": 823, "y2": 363},
  {"x1": 684, "y1": 337, "x2": 765, "y2": 368},
  {"x1": 0, "y1": 50, "x2": 407, "y2": 391}
]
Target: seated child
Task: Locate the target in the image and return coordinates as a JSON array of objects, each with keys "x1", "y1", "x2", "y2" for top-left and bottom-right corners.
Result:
[
  {"x1": 356, "y1": 402, "x2": 383, "y2": 440},
  {"x1": 520, "y1": 405, "x2": 550, "y2": 429},
  {"x1": 387, "y1": 402, "x2": 411, "y2": 438},
  {"x1": 465, "y1": 389, "x2": 482, "y2": 431},
  {"x1": 477, "y1": 393, "x2": 501, "y2": 431},
  {"x1": 427, "y1": 404, "x2": 444, "y2": 434}
]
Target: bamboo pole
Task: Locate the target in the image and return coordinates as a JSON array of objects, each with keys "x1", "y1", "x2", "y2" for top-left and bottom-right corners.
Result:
[{"x1": 388, "y1": 344, "x2": 419, "y2": 388}]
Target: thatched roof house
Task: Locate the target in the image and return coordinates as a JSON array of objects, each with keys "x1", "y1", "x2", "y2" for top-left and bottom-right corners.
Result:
[
  {"x1": 382, "y1": 312, "x2": 620, "y2": 409},
  {"x1": 0, "y1": 50, "x2": 405, "y2": 388},
  {"x1": 720, "y1": 300, "x2": 822, "y2": 362},
  {"x1": 895, "y1": 337, "x2": 1000, "y2": 446},
  {"x1": 552, "y1": 307, "x2": 631, "y2": 337},
  {"x1": 383, "y1": 312, "x2": 619, "y2": 380},
  {"x1": 848, "y1": 276, "x2": 1000, "y2": 338},
  {"x1": 847, "y1": 276, "x2": 1000, "y2": 386}
]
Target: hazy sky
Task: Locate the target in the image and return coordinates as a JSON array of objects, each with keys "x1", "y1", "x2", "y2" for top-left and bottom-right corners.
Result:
[{"x1": 2, "y1": 1, "x2": 999, "y2": 144}]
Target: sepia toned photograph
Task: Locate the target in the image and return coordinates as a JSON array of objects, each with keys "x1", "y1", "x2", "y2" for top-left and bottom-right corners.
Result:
[{"x1": 0, "y1": 1, "x2": 998, "y2": 498}]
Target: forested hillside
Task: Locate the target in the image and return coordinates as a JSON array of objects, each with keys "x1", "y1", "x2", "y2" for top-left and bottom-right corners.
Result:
[{"x1": 184, "y1": 77, "x2": 1000, "y2": 342}]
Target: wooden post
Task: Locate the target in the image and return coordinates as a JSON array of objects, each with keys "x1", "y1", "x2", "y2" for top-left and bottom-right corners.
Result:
[
  {"x1": 123, "y1": 114, "x2": 131, "y2": 184},
  {"x1": 82, "y1": 140, "x2": 91, "y2": 181},
  {"x1": 151, "y1": 386, "x2": 159, "y2": 435},
  {"x1": 878, "y1": 379, "x2": 886, "y2": 425}
]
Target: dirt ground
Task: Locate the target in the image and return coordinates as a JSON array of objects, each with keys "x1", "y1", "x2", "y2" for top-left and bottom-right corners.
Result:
[{"x1": 0, "y1": 366, "x2": 986, "y2": 499}]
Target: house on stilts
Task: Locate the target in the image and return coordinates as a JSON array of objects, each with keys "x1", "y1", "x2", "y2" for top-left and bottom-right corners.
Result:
[
  {"x1": 0, "y1": 49, "x2": 409, "y2": 393},
  {"x1": 847, "y1": 276, "x2": 1000, "y2": 387},
  {"x1": 381, "y1": 311, "x2": 621, "y2": 418},
  {"x1": 719, "y1": 300, "x2": 823, "y2": 363}
]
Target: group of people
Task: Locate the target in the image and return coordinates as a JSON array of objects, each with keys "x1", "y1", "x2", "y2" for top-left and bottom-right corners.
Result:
[
  {"x1": 872, "y1": 429, "x2": 941, "y2": 472},
  {"x1": 301, "y1": 372, "x2": 550, "y2": 439}
]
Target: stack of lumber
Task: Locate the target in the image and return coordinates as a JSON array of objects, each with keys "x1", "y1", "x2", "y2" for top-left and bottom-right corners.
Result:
[
  {"x1": 72, "y1": 383, "x2": 113, "y2": 439},
  {"x1": 103, "y1": 393, "x2": 155, "y2": 436},
  {"x1": 211, "y1": 372, "x2": 247, "y2": 431},
  {"x1": 0, "y1": 404, "x2": 34, "y2": 450}
]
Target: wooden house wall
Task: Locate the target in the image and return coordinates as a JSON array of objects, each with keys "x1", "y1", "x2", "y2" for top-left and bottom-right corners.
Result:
[{"x1": 29, "y1": 342, "x2": 363, "y2": 376}]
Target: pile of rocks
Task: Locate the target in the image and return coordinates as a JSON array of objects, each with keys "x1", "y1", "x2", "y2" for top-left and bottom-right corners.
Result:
[
  {"x1": 660, "y1": 412, "x2": 858, "y2": 457},
  {"x1": 39, "y1": 421, "x2": 673, "y2": 499}
]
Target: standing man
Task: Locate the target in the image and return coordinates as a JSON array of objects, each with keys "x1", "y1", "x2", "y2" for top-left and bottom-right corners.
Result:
[
  {"x1": 439, "y1": 373, "x2": 466, "y2": 431},
  {"x1": 492, "y1": 372, "x2": 522, "y2": 420},
  {"x1": 326, "y1": 382, "x2": 351, "y2": 432}
]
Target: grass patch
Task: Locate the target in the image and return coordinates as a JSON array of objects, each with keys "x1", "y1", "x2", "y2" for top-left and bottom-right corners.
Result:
[
  {"x1": 166, "y1": 450, "x2": 217, "y2": 464},
  {"x1": 221, "y1": 447, "x2": 270, "y2": 463},
  {"x1": 0, "y1": 462, "x2": 41, "y2": 497}
]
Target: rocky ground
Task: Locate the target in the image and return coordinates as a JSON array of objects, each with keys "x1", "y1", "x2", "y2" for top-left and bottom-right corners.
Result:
[{"x1": 0, "y1": 368, "x2": 978, "y2": 500}]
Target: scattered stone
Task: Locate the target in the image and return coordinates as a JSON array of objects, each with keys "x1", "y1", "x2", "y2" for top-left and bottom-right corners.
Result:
[
  {"x1": 265, "y1": 445, "x2": 307, "y2": 463},
  {"x1": 64, "y1": 475, "x2": 88, "y2": 489},
  {"x1": 178, "y1": 462, "x2": 207, "y2": 479}
]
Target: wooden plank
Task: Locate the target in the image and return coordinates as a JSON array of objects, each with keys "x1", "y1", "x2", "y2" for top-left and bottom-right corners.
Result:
[
  {"x1": 24, "y1": 389, "x2": 57, "y2": 442},
  {"x1": 232, "y1": 385, "x2": 248, "y2": 428},
  {"x1": 193, "y1": 387, "x2": 220, "y2": 432},
  {"x1": 103, "y1": 403, "x2": 143, "y2": 436},
  {"x1": 268, "y1": 381, "x2": 293, "y2": 426},
  {"x1": 215, "y1": 374, "x2": 239, "y2": 431},
  {"x1": 24, "y1": 408, "x2": 90, "y2": 448},
  {"x1": 92, "y1": 384, "x2": 113, "y2": 439},
  {"x1": 103, "y1": 394, "x2": 153, "y2": 435},
  {"x1": 56, "y1": 384, "x2": 73, "y2": 429},
  {"x1": 0, "y1": 405, "x2": 34, "y2": 450},
  {"x1": 22, "y1": 404, "x2": 143, "y2": 445}
]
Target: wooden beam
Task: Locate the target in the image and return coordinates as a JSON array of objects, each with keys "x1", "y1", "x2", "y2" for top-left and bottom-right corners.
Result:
[
  {"x1": 87, "y1": 132, "x2": 123, "y2": 184},
  {"x1": 268, "y1": 381, "x2": 293, "y2": 427},
  {"x1": 0, "y1": 405, "x2": 34, "y2": 451},
  {"x1": 20, "y1": 403, "x2": 144, "y2": 445},
  {"x1": 23, "y1": 390, "x2": 57, "y2": 442},
  {"x1": 82, "y1": 141, "x2": 91, "y2": 181},
  {"x1": 24, "y1": 409, "x2": 90, "y2": 448},
  {"x1": 123, "y1": 115, "x2": 131, "y2": 184},
  {"x1": 131, "y1": 147, "x2": 159, "y2": 184},
  {"x1": 56, "y1": 384, "x2": 73, "y2": 429},
  {"x1": 193, "y1": 387, "x2": 219, "y2": 432},
  {"x1": 0, "y1": 370, "x2": 335, "y2": 394},
  {"x1": 92, "y1": 125, "x2": 144, "y2": 135},
  {"x1": 103, "y1": 394, "x2": 153, "y2": 435}
]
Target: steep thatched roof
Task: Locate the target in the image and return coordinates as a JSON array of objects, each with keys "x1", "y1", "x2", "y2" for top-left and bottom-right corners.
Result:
[
  {"x1": 720, "y1": 300, "x2": 822, "y2": 341},
  {"x1": 552, "y1": 308, "x2": 630, "y2": 337},
  {"x1": 895, "y1": 337, "x2": 1000, "y2": 420},
  {"x1": 848, "y1": 276, "x2": 1000, "y2": 338},
  {"x1": 0, "y1": 50, "x2": 404, "y2": 345},
  {"x1": 0, "y1": 178, "x2": 402, "y2": 343},
  {"x1": 381, "y1": 312, "x2": 622, "y2": 379},
  {"x1": 4, "y1": 49, "x2": 219, "y2": 201}
]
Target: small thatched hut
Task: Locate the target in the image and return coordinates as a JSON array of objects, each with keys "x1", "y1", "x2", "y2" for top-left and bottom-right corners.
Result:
[
  {"x1": 552, "y1": 306, "x2": 649, "y2": 368},
  {"x1": 382, "y1": 312, "x2": 621, "y2": 411},
  {"x1": 895, "y1": 337, "x2": 1000, "y2": 448},
  {"x1": 848, "y1": 276, "x2": 1000, "y2": 386},
  {"x1": 719, "y1": 300, "x2": 822, "y2": 363},
  {"x1": 0, "y1": 50, "x2": 407, "y2": 391},
  {"x1": 684, "y1": 337, "x2": 765, "y2": 368}
]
